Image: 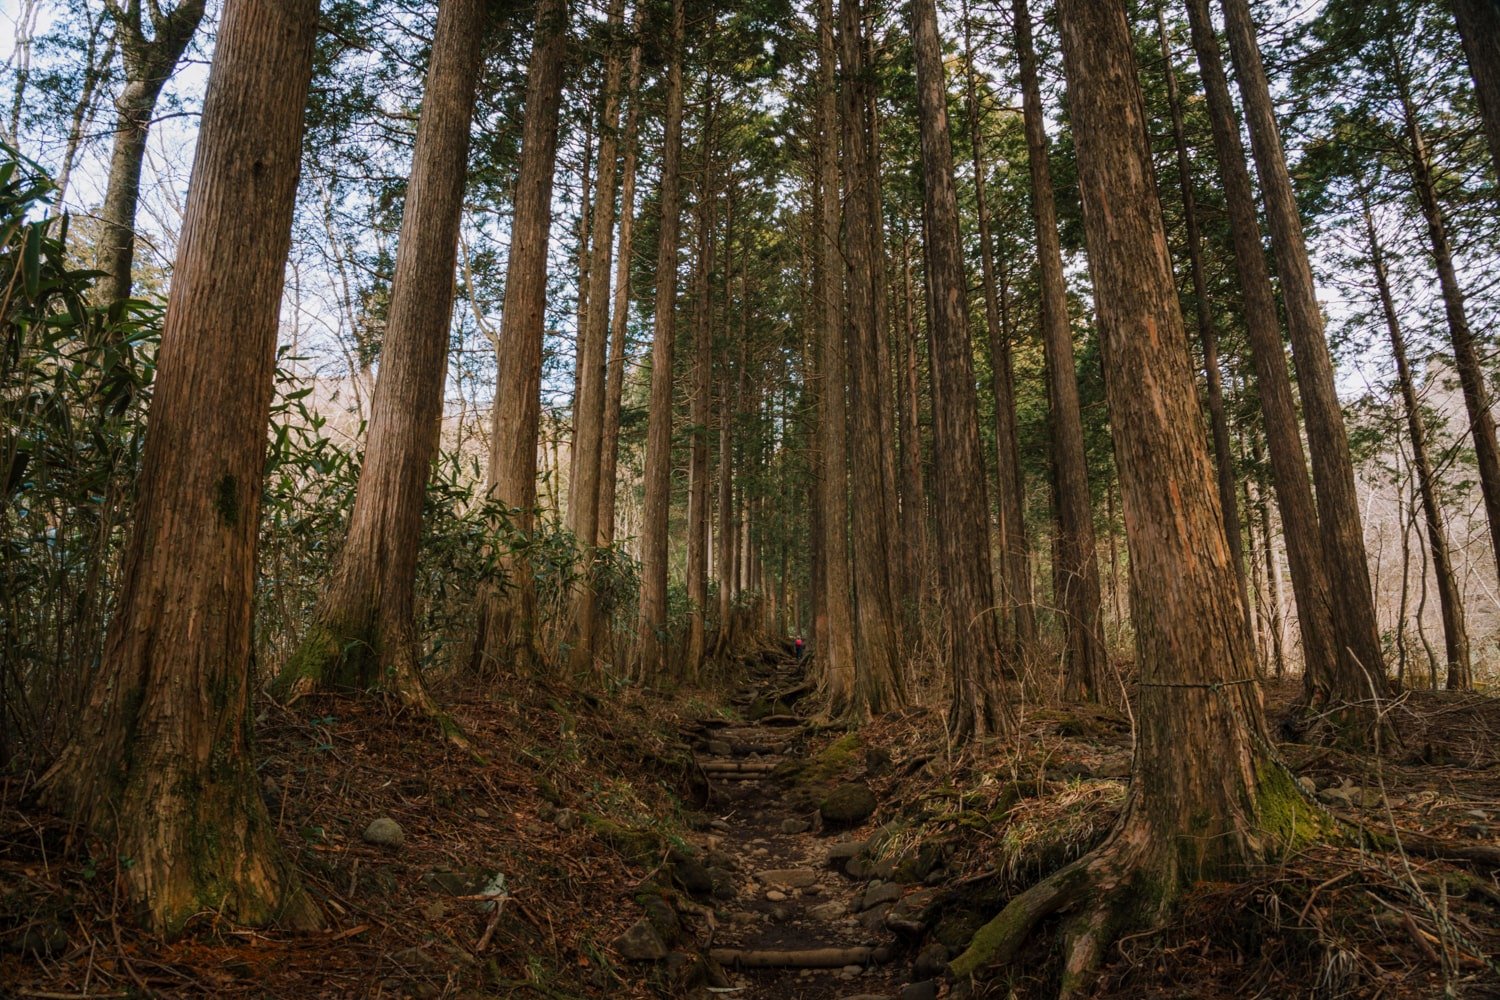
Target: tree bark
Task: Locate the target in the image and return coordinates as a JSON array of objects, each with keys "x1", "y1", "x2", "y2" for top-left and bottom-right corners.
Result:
[
  {"x1": 98, "y1": 0, "x2": 206, "y2": 309},
  {"x1": 471, "y1": 0, "x2": 569, "y2": 675},
  {"x1": 685, "y1": 92, "x2": 718, "y2": 678},
  {"x1": 911, "y1": 0, "x2": 1010, "y2": 739},
  {"x1": 1184, "y1": 0, "x2": 1339, "y2": 700},
  {"x1": 1394, "y1": 69, "x2": 1500, "y2": 615},
  {"x1": 895, "y1": 229, "x2": 930, "y2": 611},
  {"x1": 566, "y1": 0, "x2": 628, "y2": 676},
  {"x1": 1220, "y1": 0, "x2": 1390, "y2": 721},
  {"x1": 41, "y1": 0, "x2": 321, "y2": 934},
  {"x1": 1012, "y1": 0, "x2": 1107, "y2": 700},
  {"x1": 635, "y1": 0, "x2": 686, "y2": 679},
  {"x1": 280, "y1": 0, "x2": 489, "y2": 725},
  {"x1": 950, "y1": 3, "x2": 1302, "y2": 986},
  {"x1": 961, "y1": 0, "x2": 1035, "y2": 661},
  {"x1": 1362, "y1": 188, "x2": 1472, "y2": 689},
  {"x1": 838, "y1": 0, "x2": 904, "y2": 715},
  {"x1": 599, "y1": 20, "x2": 644, "y2": 550},
  {"x1": 815, "y1": 0, "x2": 858, "y2": 710},
  {"x1": 1155, "y1": 4, "x2": 1251, "y2": 632},
  {"x1": 1453, "y1": 0, "x2": 1500, "y2": 177}
]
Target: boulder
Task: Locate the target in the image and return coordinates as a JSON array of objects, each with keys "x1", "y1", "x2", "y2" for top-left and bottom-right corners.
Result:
[
  {"x1": 820, "y1": 783, "x2": 878, "y2": 826},
  {"x1": 362, "y1": 816, "x2": 405, "y2": 848}
]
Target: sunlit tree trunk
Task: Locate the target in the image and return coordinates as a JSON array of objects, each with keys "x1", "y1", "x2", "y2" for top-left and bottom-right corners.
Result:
[
  {"x1": 41, "y1": 0, "x2": 321, "y2": 934},
  {"x1": 1184, "y1": 0, "x2": 1338, "y2": 698},
  {"x1": 566, "y1": 0, "x2": 628, "y2": 676},
  {"x1": 1220, "y1": 0, "x2": 1390, "y2": 726},
  {"x1": 1394, "y1": 67, "x2": 1500, "y2": 610},
  {"x1": 895, "y1": 229, "x2": 930, "y2": 608},
  {"x1": 1012, "y1": 0, "x2": 1107, "y2": 700},
  {"x1": 1360, "y1": 189, "x2": 1471, "y2": 690},
  {"x1": 471, "y1": 0, "x2": 569, "y2": 675},
  {"x1": 599, "y1": 23, "x2": 644, "y2": 550},
  {"x1": 838, "y1": 0, "x2": 904, "y2": 714},
  {"x1": 912, "y1": 0, "x2": 1010, "y2": 739},
  {"x1": 950, "y1": 4, "x2": 1301, "y2": 985},
  {"x1": 636, "y1": 0, "x2": 686, "y2": 678},
  {"x1": 686, "y1": 90, "x2": 718, "y2": 678},
  {"x1": 1155, "y1": 4, "x2": 1251, "y2": 632},
  {"x1": 280, "y1": 0, "x2": 488, "y2": 727},
  {"x1": 961, "y1": 0, "x2": 1034, "y2": 661},
  {"x1": 815, "y1": 0, "x2": 857, "y2": 710}
]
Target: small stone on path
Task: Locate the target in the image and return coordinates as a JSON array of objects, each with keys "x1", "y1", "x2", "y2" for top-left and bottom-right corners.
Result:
[
  {"x1": 758, "y1": 868, "x2": 817, "y2": 887},
  {"x1": 766, "y1": 889, "x2": 788, "y2": 901},
  {"x1": 362, "y1": 816, "x2": 404, "y2": 848},
  {"x1": 781, "y1": 817, "x2": 812, "y2": 834},
  {"x1": 821, "y1": 783, "x2": 878, "y2": 826}
]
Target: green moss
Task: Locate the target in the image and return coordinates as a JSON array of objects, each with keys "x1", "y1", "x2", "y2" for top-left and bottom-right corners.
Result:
[
  {"x1": 1256, "y1": 763, "x2": 1334, "y2": 852},
  {"x1": 798, "y1": 731, "x2": 862, "y2": 786},
  {"x1": 583, "y1": 814, "x2": 663, "y2": 863}
]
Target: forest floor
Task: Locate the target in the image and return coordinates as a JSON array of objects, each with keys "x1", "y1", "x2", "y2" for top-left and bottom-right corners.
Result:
[{"x1": 3, "y1": 649, "x2": 1500, "y2": 998}]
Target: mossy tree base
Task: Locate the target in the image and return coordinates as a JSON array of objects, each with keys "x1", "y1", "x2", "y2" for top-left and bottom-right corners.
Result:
[{"x1": 275, "y1": 614, "x2": 471, "y2": 751}]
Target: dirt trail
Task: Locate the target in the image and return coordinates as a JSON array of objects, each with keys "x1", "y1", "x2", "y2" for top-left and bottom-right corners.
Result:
[{"x1": 680, "y1": 654, "x2": 923, "y2": 1000}]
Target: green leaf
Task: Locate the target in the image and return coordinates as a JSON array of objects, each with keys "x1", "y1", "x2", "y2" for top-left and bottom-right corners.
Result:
[{"x1": 23, "y1": 220, "x2": 43, "y2": 299}]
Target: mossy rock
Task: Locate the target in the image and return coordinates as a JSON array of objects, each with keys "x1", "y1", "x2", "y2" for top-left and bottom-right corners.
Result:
[
  {"x1": 584, "y1": 815, "x2": 663, "y2": 863},
  {"x1": 895, "y1": 841, "x2": 946, "y2": 884},
  {"x1": 800, "y1": 732, "x2": 863, "y2": 786},
  {"x1": 819, "y1": 782, "x2": 877, "y2": 826}
]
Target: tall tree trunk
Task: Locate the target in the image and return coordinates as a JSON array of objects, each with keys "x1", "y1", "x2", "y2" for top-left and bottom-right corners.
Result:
[
  {"x1": 566, "y1": 0, "x2": 628, "y2": 676},
  {"x1": 816, "y1": 0, "x2": 858, "y2": 710},
  {"x1": 1012, "y1": 0, "x2": 1107, "y2": 700},
  {"x1": 635, "y1": 0, "x2": 686, "y2": 679},
  {"x1": 1453, "y1": 0, "x2": 1500, "y2": 176},
  {"x1": 950, "y1": 2, "x2": 1305, "y2": 984},
  {"x1": 41, "y1": 0, "x2": 321, "y2": 934},
  {"x1": 599, "y1": 20, "x2": 644, "y2": 550},
  {"x1": 471, "y1": 0, "x2": 569, "y2": 675},
  {"x1": 1184, "y1": 0, "x2": 1339, "y2": 700},
  {"x1": 279, "y1": 0, "x2": 489, "y2": 725},
  {"x1": 1395, "y1": 70, "x2": 1500, "y2": 604},
  {"x1": 1361, "y1": 189, "x2": 1472, "y2": 690},
  {"x1": 839, "y1": 0, "x2": 904, "y2": 715},
  {"x1": 896, "y1": 230, "x2": 930, "y2": 608},
  {"x1": 1220, "y1": 0, "x2": 1390, "y2": 724},
  {"x1": 911, "y1": 0, "x2": 1010, "y2": 739},
  {"x1": 961, "y1": 0, "x2": 1035, "y2": 660},
  {"x1": 685, "y1": 96, "x2": 717, "y2": 678},
  {"x1": 98, "y1": 0, "x2": 207, "y2": 309},
  {"x1": 1155, "y1": 4, "x2": 1251, "y2": 631}
]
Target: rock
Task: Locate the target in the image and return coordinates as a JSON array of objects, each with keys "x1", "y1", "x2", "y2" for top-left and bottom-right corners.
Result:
[
  {"x1": 858, "y1": 903, "x2": 893, "y2": 933},
  {"x1": 706, "y1": 739, "x2": 733, "y2": 756},
  {"x1": 804, "y1": 884, "x2": 823, "y2": 896},
  {"x1": 730, "y1": 911, "x2": 757, "y2": 925},
  {"x1": 758, "y1": 868, "x2": 818, "y2": 888},
  {"x1": 766, "y1": 889, "x2": 789, "y2": 901},
  {"x1": 894, "y1": 843, "x2": 945, "y2": 884},
  {"x1": 553, "y1": 808, "x2": 577, "y2": 831},
  {"x1": 710, "y1": 818, "x2": 732, "y2": 831},
  {"x1": 672, "y1": 854, "x2": 716, "y2": 895},
  {"x1": 901, "y1": 981, "x2": 939, "y2": 1000},
  {"x1": 861, "y1": 882, "x2": 903, "y2": 911},
  {"x1": 614, "y1": 918, "x2": 668, "y2": 961},
  {"x1": 827, "y1": 840, "x2": 867, "y2": 866},
  {"x1": 362, "y1": 816, "x2": 405, "y2": 848},
  {"x1": 1297, "y1": 776, "x2": 1317, "y2": 797},
  {"x1": 769, "y1": 905, "x2": 792, "y2": 922},
  {"x1": 913, "y1": 942, "x2": 950, "y2": 978},
  {"x1": 865, "y1": 747, "x2": 893, "y2": 776},
  {"x1": 781, "y1": 817, "x2": 812, "y2": 835},
  {"x1": 842, "y1": 964, "x2": 864, "y2": 975},
  {"x1": 810, "y1": 901, "x2": 848, "y2": 921},
  {"x1": 933, "y1": 911, "x2": 985, "y2": 950},
  {"x1": 1317, "y1": 785, "x2": 1355, "y2": 808},
  {"x1": 821, "y1": 783, "x2": 878, "y2": 826}
]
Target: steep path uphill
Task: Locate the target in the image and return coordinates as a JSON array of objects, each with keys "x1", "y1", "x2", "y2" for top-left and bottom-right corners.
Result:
[{"x1": 670, "y1": 655, "x2": 935, "y2": 1000}]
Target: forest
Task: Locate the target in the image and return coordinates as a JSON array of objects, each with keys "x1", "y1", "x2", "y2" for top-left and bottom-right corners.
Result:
[{"x1": 2, "y1": 0, "x2": 1499, "y2": 996}]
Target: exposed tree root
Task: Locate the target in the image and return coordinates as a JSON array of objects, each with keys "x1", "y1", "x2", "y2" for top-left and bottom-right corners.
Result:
[{"x1": 710, "y1": 945, "x2": 891, "y2": 968}]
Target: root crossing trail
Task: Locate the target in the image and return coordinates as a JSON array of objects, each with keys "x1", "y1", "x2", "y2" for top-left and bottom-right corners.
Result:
[{"x1": 677, "y1": 653, "x2": 922, "y2": 1000}]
